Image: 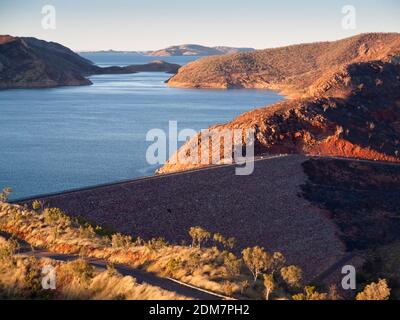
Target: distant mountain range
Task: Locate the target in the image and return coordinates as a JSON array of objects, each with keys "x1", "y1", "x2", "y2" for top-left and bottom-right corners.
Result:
[
  {"x1": 147, "y1": 44, "x2": 255, "y2": 56},
  {"x1": 79, "y1": 45, "x2": 255, "y2": 56},
  {"x1": 77, "y1": 49, "x2": 144, "y2": 55},
  {"x1": 0, "y1": 35, "x2": 180, "y2": 89}
]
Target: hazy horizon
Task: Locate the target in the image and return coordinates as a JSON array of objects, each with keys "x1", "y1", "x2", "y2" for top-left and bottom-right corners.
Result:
[{"x1": 1, "y1": 0, "x2": 400, "y2": 51}]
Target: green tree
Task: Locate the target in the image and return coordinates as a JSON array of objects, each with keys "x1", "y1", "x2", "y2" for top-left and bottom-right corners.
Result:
[
  {"x1": 263, "y1": 274, "x2": 275, "y2": 300},
  {"x1": 242, "y1": 246, "x2": 272, "y2": 282},
  {"x1": 356, "y1": 279, "x2": 391, "y2": 300},
  {"x1": 189, "y1": 227, "x2": 211, "y2": 248},
  {"x1": 280, "y1": 265, "x2": 302, "y2": 288}
]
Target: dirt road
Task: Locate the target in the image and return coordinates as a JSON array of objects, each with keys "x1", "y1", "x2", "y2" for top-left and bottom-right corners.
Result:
[{"x1": 0, "y1": 231, "x2": 225, "y2": 300}]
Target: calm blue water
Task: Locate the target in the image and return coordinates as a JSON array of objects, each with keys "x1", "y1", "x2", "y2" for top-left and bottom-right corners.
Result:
[{"x1": 0, "y1": 54, "x2": 282, "y2": 200}]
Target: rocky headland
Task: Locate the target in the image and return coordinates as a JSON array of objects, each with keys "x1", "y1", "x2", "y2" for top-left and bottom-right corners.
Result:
[
  {"x1": 159, "y1": 33, "x2": 400, "y2": 173},
  {"x1": 0, "y1": 35, "x2": 180, "y2": 89}
]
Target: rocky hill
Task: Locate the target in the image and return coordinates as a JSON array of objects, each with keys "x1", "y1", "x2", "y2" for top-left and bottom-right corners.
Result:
[
  {"x1": 0, "y1": 36, "x2": 96, "y2": 88},
  {"x1": 159, "y1": 33, "x2": 400, "y2": 173},
  {"x1": 0, "y1": 36, "x2": 180, "y2": 89},
  {"x1": 168, "y1": 33, "x2": 400, "y2": 96},
  {"x1": 149, "y1": 44, "x2": 254, "y2": 56}
]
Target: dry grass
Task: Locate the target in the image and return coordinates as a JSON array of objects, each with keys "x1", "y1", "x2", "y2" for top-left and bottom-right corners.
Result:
[
  {"x1": 0, "y1": 200, "x2": 393, "y2": 300},
  {"x1": 0, "y1": 240, "x2": 186, "y2": 300},
  {"x1": 0, "y1": 202, "x2": 254, "y2": 298}
]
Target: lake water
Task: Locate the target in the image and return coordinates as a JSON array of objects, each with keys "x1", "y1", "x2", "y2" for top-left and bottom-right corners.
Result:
[{"x1": 0, "y1": 54, "x2": 282, "y2": 200}]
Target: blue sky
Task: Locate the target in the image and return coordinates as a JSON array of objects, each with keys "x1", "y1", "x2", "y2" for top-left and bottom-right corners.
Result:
[{"x1": 1, "y1": 0, "x2": 399, "y2": 51}]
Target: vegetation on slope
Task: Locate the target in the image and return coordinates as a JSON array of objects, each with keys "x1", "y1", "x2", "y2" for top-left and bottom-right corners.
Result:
[
  {"x1": 0, "y1": 188, "x2": 392, "y2": 300},
  {"x1": 0, "y1": 237, "x2": 186, "y2": 300},
  {"x1": 168, "y1": 33, "x2": 400, "y2": 97}
]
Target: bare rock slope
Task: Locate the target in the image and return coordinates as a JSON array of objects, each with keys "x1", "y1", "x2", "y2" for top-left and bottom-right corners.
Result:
[
  {"x1": 0, "y1": 36, "x2": 96, "y2": 88},
  {"x1": 160, "y1": 33, "x2": 400, "y2": 174}
]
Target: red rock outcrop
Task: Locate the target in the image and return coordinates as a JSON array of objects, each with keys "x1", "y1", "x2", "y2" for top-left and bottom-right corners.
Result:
[{"x1": 159, "y1": 34, "x2": 400, "y2": 173}]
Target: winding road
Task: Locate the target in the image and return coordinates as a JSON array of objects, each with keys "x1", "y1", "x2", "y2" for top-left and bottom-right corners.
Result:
[{"x1": 0, "y1": 231, "x2": 226, "y2": 300}]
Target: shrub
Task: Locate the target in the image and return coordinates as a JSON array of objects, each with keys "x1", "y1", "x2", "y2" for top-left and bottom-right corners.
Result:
[
  {"x1": 75, "y1": 217, "x2": 113, "y2": 237},
  {"x1": 292, "y1": 286, "x2": 327, "y2": 300},
  {"x1": 280, "y1": 265, "x2": 303, "y2": 288},
  {"x1": 213, "y1": 233, "x2": 225, "y2": 247},
  {"x1": 146, "y1": 238, "x2": 169, "y2": 251},
  {"x1": 223, "y1": 252, "x2": 241, "y2": 277},
  {"x1": 213, "y1": 233, "x2": 236, "y2": 250},
  {"x1": 221, "y1": 281, "x2": 236, "y2": 296},
  {"x1": 112, "y1": 293, "x2": 126, "y2": 300},
  {"x1": 0, "y1": 238, "x2": 19, "y2": 262},
  {"x1": 356, "y1": 279, "x2": 391, "y2": 300},
  {"x1": 32, "y1": 200, "x2": 43, "y2": 211},
  {"x1": 166, "y1": 258, "x2": 183, "y2": 277},
  {"x1": 66, "y1": 259, "x2": 94, "y2": 286},
  {"x1": 271, "y1": 252, "x2": 286, "y2": 274},
  {"x1": 328, "y1": 284, "x2": 342, "y2": 300},
  {"x1": 43, "y1": 208, "x2": 71, "y2": 227},
  {"x1": 226, "y1": 237, "x2": 236, "y2": 250},
  {"x1": 189, "y1": 227, "x2": 211, "y2": 248},
  {"x1": 79, "y1": 225, "x2": 96, "y2": 239},
  {"x1": 106, "y1": 263, "x2": 119, "y2": 277},
  {"x1": 185, "y1": 252, "x2": 202, "y2": 274},
  {"x1": 51, "y1": 228, "x2": 60, "y2": 242},
  {"x1": 21, "y1": 257, "x2": 43, "y2": 295},
  {"x1": 134, "y1": 236, "x2": 144, "y2": 246},
  {"x1": 0, "y1": 188, "x2": 12, "y2": 203},
  {"x1": 111, "y1": 233, "x2": 133, "y2": 248}
]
